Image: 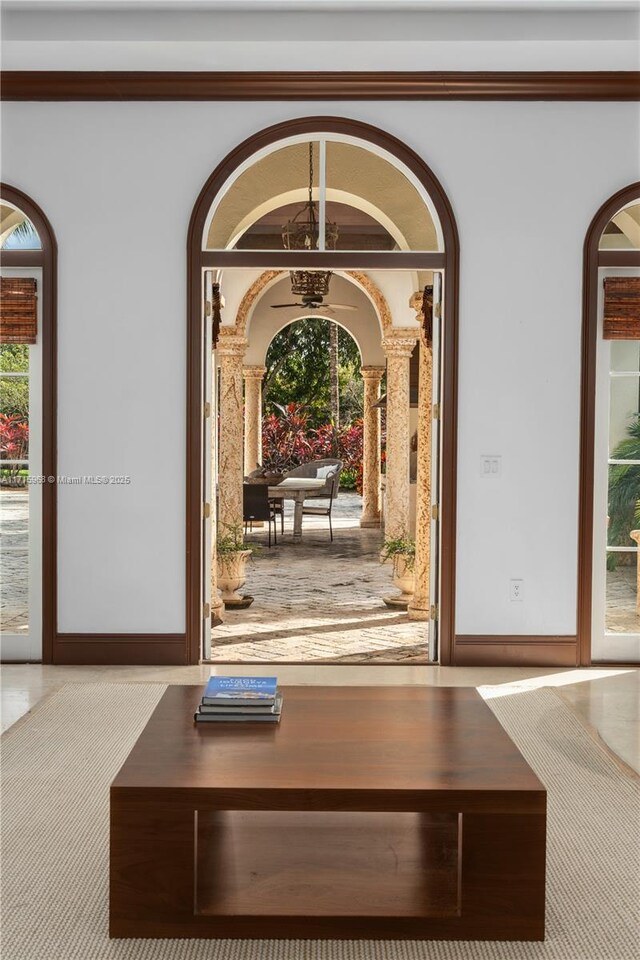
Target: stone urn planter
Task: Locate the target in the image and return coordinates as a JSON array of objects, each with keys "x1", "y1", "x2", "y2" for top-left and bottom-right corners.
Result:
[
  {"x1": 380, "y1": 535, "x2": 416, "y2": 609},
  {"x1": 392, "y1": 554, "x2": 415, "y2": 599},
  {"x1": 216, "y1": 524, "x2": 258, "y2": 609},
  {"x1": 217, "y1": 549, "x2": 253, "y2": 608}
]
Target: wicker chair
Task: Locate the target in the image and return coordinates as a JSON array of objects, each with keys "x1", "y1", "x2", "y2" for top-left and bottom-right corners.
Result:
[
  {"x1": 285, "y1": 459, "x2": 342, "y2": 540},
  {"x1": 285, "y1": 459, "x2": 343, "y2": 499}
]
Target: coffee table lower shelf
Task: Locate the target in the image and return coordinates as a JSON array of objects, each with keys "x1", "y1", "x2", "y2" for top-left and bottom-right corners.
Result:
[{"x1": 110, "y1": 800, "x2": 546, "y2": 940}]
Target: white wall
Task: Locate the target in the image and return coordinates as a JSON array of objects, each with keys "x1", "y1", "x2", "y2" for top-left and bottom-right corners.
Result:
[
  {"x1": 3, "y1": 3, "x2": 639, "y2": 71},
  {"x1": 2, "y1": 98, "x2": 638, "y2": 634}
]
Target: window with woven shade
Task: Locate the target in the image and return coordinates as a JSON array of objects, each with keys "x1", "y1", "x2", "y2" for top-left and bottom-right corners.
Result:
[
  {"x1": 603, "y1": 276, "x2": 640, "y2": 340},
  {"x1": 0, "y1": 277, "x2": 38, "y2": 345}
]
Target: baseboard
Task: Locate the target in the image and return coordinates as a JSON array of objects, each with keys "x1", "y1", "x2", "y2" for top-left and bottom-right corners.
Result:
[
  {"x1": 454, "y1": 635, "x2": 578, "y2": 667},
  {"x1": 52, "y1": 634, "x2": 188, "y2": 665}
]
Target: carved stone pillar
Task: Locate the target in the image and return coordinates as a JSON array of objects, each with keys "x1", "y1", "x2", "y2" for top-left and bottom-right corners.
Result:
[
  {"x1": 382, "y1": 331, "x2": 418, "y2": 540},
  {"x1": 209, "y1": 356, "x2": 224, "y2": 620},
  {"x1": 408, "y1": 292, "x2": 433, "y2": 622},
  {"x1": 243, "y1": 366, "x2": 266, "y2": 475},
  {"x1": 360, "y1": 366, "x2": 385, "y2": 528},
  {"x1": 217, "y1": 332, "x2": 248, "y2": 534}
]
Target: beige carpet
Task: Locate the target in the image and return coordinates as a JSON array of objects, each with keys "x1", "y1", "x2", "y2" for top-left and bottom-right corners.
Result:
[{"x1": 1, "y1": 683, "x2": 638, "y2": 960}]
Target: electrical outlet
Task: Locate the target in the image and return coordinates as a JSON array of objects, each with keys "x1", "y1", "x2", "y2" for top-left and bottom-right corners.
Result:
[
  {"x1": 510, "y1": 579, "x2": 524, "y2": 602},
  {"x1": 480, "y1": 455, "x2": 501, "y2": 478}
]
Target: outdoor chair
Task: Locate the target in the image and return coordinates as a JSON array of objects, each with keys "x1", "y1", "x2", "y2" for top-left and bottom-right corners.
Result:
[
  {"x1": 270, "y1": 496, "x2": 285, "y2": 535},
  {"x1": 301, "y1": 474, "x2": 339, "y2": 541},
  {"x1": 285, "y1": 458, "x2": 343, "y2": 499},
  {"x1": 243, "y1": 483, "x2": 278, "y2": 548}
]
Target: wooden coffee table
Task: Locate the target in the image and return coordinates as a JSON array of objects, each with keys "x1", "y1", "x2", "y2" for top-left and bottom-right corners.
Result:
[{"x1": 110, "y1": 686, "x2": 546, "y2": 940}]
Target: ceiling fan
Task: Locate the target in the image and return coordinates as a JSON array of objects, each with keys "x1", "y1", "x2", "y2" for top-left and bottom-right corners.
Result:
[{"x1": 270, "y1": 294, "x2": 356, "y2": 313}]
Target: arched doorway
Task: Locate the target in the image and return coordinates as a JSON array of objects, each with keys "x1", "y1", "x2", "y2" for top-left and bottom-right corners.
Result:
[
  {"x1": 0, "y1": 184, "x2": 57, "y2": 662},
  {"x1": 579, "y1": 182, "x2": 640, "y2": 664},
  {"x1": 187, "y1": 118, "x2": 460, "y2": 665}
]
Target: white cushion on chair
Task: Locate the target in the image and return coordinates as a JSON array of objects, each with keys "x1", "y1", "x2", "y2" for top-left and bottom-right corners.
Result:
[{"x1": 316, "y1": 466, "x2": 335, "y2": 479}]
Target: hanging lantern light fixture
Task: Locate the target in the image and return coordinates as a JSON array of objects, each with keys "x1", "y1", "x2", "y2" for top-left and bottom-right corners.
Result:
[{"x1": 282, "y1": 142, "x2": 338, "y2": 301}]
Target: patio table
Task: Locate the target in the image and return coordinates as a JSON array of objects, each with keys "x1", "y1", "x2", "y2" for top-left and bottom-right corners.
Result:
[{"x1": 268, "y1": 477, "x2": 326, "y2": 541}]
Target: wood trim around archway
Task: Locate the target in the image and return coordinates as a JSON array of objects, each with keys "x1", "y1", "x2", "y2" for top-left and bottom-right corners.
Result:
[
  {"x1": 578, "y1": 181, "x2": 640, "y2": 665},
  {"x1": 0, "y1": 182, "x2": 57, "y2": 662},
  {"x1": 187, "y1": 116, "x2": 461, "y2": 665}
]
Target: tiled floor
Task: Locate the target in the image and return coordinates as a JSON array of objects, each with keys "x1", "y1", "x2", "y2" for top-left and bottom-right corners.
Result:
[
  {"x1": 210, "y1": 491, "x2": 429, "y2": 663},
  {"x1": 2, "y1": 662, "x2": 638, "y2": 774},
  {"x1": 2, "y1": 493, "x2": 638, "y2": 774}
]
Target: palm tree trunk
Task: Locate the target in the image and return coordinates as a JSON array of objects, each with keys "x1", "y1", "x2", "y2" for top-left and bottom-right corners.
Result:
[{"x1": 329, "y1": 321, "x2": 340, "y2": 429}]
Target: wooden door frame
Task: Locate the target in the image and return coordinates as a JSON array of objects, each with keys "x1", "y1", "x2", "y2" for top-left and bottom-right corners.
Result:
[
  {"x1": 187, "y1": 116, "x2": 460, "y2": 665},
  {"x1": 0, "y1": 183, "x2": 57, "y2": 662},
  {"x1": 577, "y1": 181, "x2": 640, "y2": 665}
]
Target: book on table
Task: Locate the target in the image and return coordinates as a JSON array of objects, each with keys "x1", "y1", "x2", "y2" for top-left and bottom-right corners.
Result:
[
  {"x1": 202, "y1": 675, "x2": 277, "y2": 706},
  {"x1": 195, "y1": 694, "x2": 283, "y2": 723},
  {"x1": 195, "y1": 677, "x2": 282, "y2": 723}
]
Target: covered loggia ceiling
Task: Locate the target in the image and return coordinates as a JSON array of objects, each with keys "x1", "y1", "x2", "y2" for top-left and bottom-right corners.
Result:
[
  {"x1": 236, "y1": 202, "x2": 396, "y2": 251},
  {"x1": 242, "y1": 272, "x2": 387, "y2": 367},
  {"x1": 216, "y1": 267, "x2": 423, "y2": 352},
  {"x1": 0, "y1": 202, "x2": 38, "y2": 246},
  {"x1": 601, "y1": 202, "x2": 640, "y2": 249},
  {"x1": 206, "y1": 140, "x2": 439, "y2": 252},
  {"x1": 242, "y1": 272, "x2": 388, "y2": 366}
]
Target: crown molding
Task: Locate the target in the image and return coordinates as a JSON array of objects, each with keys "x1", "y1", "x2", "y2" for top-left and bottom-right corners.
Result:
[{"x1": 2, "y1": 70, "x2": 639, "y2": 101}]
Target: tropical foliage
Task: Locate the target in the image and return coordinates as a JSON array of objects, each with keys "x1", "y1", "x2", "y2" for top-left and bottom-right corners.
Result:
[
  {"x1": 0, "y1": 413, "x2": 29, "y2": 484},
  {"x1": 261, "y1": 402, "x2": 364, "y2": 491},
  {"x1": 0, "y1": 345, "x2": 29, "y2": 420},
  {"x1": 216, "y1": 523, "x2": 260, "y2": 557},
  {"x1": 607, "y1": 414, "x2": 640, "y2": 569},
  {"x1": 264, "y1": 318, "x2": 363, "y2": 427},
  {"x1": 380, "y1": 534, "x2": 416, "y2": 572}
]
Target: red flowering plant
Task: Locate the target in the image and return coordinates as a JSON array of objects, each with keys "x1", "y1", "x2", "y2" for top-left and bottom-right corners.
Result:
[
  {"x1": 332, "y1": 419, "x2": 364, "y2": 492},
  {"x1": 262, "y1": 404, "x2": 365, "y2": 492},
  {"x1": 309, "y1": 422, "x2": 339, "y2": 460},
  {"x1": 0, "y1": 413, "x2": 29, "y2": 485},
  {"x1": 261, "y1": 403, "x2": 314, "y2": 473}
]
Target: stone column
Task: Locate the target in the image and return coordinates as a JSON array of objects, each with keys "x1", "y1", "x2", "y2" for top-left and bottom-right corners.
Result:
[
  {"x1": 243, "y1": 366, "x2": 266, "y2": 475},
  {"x1": 408, "y1": 293, "x2": 433, "y2": 621},
  {"x1": 217, "y1": 332, "x2": 248, "y2": 534},
  {"x1": 382, "y1": 332, "x2": 418, "y2": 540},
  {"x1": 360, "y1": 366, "x2": 385, "y2": 528},
  {"x1": 210, "y1": 350, "x2": 224, "y2": 621}
]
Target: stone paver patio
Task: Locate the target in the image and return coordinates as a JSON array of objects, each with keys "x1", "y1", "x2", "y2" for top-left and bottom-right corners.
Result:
[
  {"x1": 606, "y1": 565, "x2": 640, "y2": 634},
  {"x1": 0, "y1": 490, "x2": 29, "y2": 634},
  {"x1": 210, "y1": 491, "x2": 430, "y2": 663}
]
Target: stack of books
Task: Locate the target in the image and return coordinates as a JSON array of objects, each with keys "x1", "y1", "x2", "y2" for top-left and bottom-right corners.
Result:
[{"x1": 194, "y1": 675, "x2": 282, "y2": 723}]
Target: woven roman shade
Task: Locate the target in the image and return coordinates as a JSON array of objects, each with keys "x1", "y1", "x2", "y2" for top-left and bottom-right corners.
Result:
[
  {"x1": 0, "y1": 277, "x2": 38, "y2": 344},
  {"x1": 603, "y1": 276, "x2": 640, "y2": 340}
]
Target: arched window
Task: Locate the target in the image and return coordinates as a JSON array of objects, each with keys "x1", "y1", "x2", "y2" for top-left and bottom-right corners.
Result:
[
  {"x1": 599, "y1": 200, "x2": 640, "y2": 252},
  {"x1": 581, "y1": 185, "x2": 640, "y2": 665},
  {"x1": 1, "y1": 202, "x2": 42, "y2": 251},
  {"x1": 1, "y1": 187, "x2": 56, "y2": 663},
  {"x1": 203, "y1": 136, "x2": 443, "y2": 254}
]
